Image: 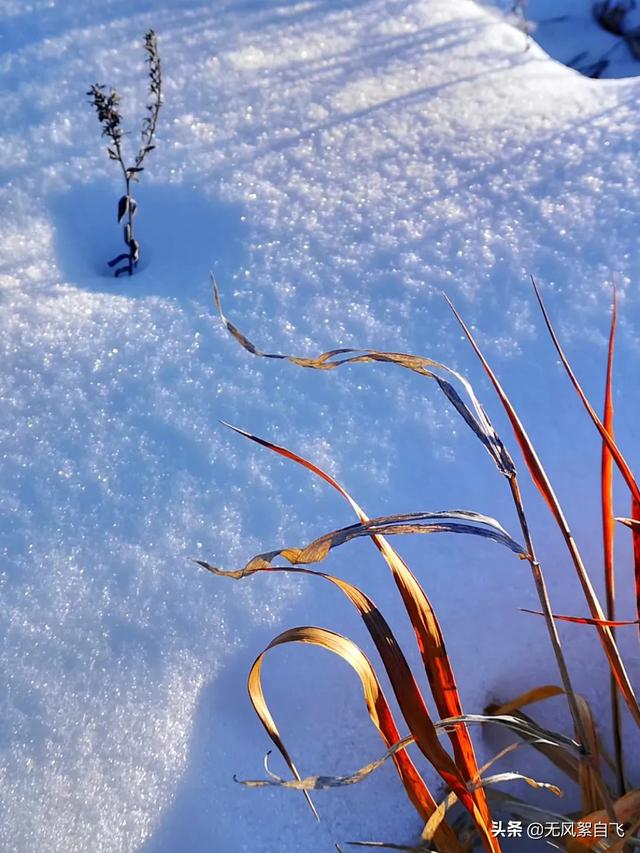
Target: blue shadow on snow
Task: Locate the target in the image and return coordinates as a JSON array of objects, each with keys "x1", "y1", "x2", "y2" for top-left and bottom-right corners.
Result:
[{"x1": 48, "y1": 182, "x2": 248, "y2": 298}]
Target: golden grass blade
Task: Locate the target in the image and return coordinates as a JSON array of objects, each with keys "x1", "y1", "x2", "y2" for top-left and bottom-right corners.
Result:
[
  {"x1": 479, "y1": 772, "x2": 562, "y2": 798},
  {"x1": 248, "y1": 626, "x2": 465, "y2": 852},
  {"x1": 198, "y1": 560, "x2": 471, "y2": 850},
  {"x1": 212, "y1": 278, "x2": 514, "y2": 477},
  {"x1": 200, "y1": 509, "x2": 527, "y2": 577},
  {"x1": 520, "y1": 609, "x2": 640, "y2": 627},
  {"x1": 486, "y1": 685, "x2": 564, "y2": 716},
  {"x1": 602, "y1": 288, "x2": 616, "y2": 622},
  {"x1": 446, "y1": 298, "x2": 640, "y2": 729},
  {"x1": 216, "y1": 423, "x2": 496, "y2": 847},
  {"x1": 575, "y1": 694, "x2": 606, "y2": 814},
  {"x1": 422, "y1": 792, "x2": 458, "y2": 846}
]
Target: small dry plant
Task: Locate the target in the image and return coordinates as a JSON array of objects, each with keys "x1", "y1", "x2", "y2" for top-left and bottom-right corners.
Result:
[
  {"x1": 200, "y1": 277, "x2": 640, "y2": 852},
  {"x1": 87, "y1": 30, "x2": 162, "y2": 277}
]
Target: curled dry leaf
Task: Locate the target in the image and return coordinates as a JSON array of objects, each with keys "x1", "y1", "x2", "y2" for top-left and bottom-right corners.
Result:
[
  {"x1": 246, "y1": 625, "x2": 468, "y2": 852},
  {"x1": 199, "y1": 558, "x2": 464, "y2": 850},
  {"x1": 212, "y1": 276, "x2": 514, "y2": 478},
  {"x1": 202, "y1": 508, "x2": 526, "y2": 578}
]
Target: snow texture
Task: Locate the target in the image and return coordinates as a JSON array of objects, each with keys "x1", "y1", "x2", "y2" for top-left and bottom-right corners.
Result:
[
  {"x1": 487, "y1": 0, "x2": 640, "y2": 79},
  {"x1": 1, "y1": 1, "x2": 639, "y2": 851}
]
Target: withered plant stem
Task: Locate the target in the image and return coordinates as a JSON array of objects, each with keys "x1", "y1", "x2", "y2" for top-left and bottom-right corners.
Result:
[{"x1": 506, "y1": 475, "x2": 617, "y2": 821}]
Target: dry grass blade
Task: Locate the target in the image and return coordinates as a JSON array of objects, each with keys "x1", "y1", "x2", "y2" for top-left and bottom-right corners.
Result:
[
  {"x1": 215, "y1": 422, "x2": 496, "y2": 848},
  {"x1": 485, "y1": 685, "x2": 564, "y2": 716},
  {"x1": 601, "y1": 289, "x2": 625, "y2": 796},
  {"x1": 422, "y1": 743, "x2": 522, "y2": 844},
  {"x1": 486, "y1": 690, "x2": 615, "y2": 814},
  {"x1": 575, "y1": 694, "x2": 606, "y2": 814},
  {"x1": 479, "y1": 772, "x2": 562, "y2": 798},
  {"x1": 436, "y1": 714, "x2": 580, "y2": 753},
  {"x1": 617, "y1": 518, "x2": 640, "y2": 532},
  {"x1": 520, "y1": 610, "x2": 640, "y2": 627},
  {"x1": 485, "y1": 789, "x2": 570, "y2": 827},
  {"x1": 633, "y1": 497, "x2": 640, "y2": 642},
  {"x1": 446, "y1": 296, "x2": 640, "y2": 729},
  {"x1": 620, "y1": 505, "x2": 640, "y2": 631},
  {"x1": 277, "y1": 510, "x2": 527, "y2": 561},
  {"x1": 247, "y1": 626, "x2": 467, "y2": 851},
  {"x1": 566, "y1": 790, "x2": 640, "y2": 851},
  {"x1": 200, "y1": 509, "x2": 526, "y2": 577},
  {"x1": 214, "y1": 270, "x2": 582, "y2": 822},
  {"x1": 257, "y1": 736, "x2": 568, "y2": 814},
  {"x1": 197, "y1": 559, "x2": 469, "y2": 850},
  {"x1": 269, "y1": 739, "x2": 561, "y2": 848},
  {"x1": 212, "y1": 277, "x2": 514, "y2": 477},
  {"x1": 488, "y1": 707, "x2": 580, "y2": 785},
  {"x1": 237, "y1": 736, "x2": 415, "y2": 789}
]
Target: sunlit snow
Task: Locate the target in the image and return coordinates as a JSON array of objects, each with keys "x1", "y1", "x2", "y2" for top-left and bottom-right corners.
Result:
[{"x1": 2, "y1": 1, "x2": 640, "y2": 851}]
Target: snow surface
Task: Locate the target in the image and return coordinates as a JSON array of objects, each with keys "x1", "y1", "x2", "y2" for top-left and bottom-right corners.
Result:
[
  {"x1": 1, "y1": 1, "x2": 640, "y2": 851},
  {"x1": 487, "y1": 0, "x2": 640, "y2": 79}
]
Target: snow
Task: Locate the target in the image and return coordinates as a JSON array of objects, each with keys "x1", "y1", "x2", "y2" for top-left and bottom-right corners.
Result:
[
  {"x1": 1, "y1": 1, "x2": 640, "y2": 851},
  {"x1": 487, "y1": 1, "x2": 640, "y2": 79}
]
